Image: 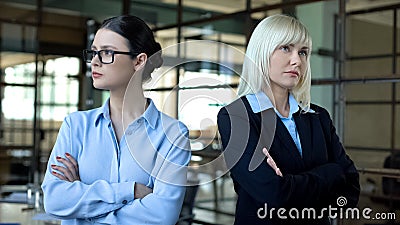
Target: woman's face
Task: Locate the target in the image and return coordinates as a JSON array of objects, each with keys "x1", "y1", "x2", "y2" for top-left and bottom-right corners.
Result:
[
  {"x1": 90, "y1": 28, "x2": 136, "y2": 91},
  {"x1": 268, "y1": 43, "x2": 309, "y2": 93}
]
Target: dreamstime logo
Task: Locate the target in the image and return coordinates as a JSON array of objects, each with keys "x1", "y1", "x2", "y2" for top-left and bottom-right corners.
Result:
[
  {"x1": 122, "y1": 40, "x2": 276, "y2": 186},
  {"x1": 336, "y1": 196, "x2": 347, "y2": 207},
  {"x1": 257, "y1": 196, "x2": 397, "y2": 221}
]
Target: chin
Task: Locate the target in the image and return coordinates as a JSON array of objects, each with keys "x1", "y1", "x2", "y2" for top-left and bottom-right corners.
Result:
[
  {"x1": 92, "y1": 82, "x2": 108, "y2": 90},
  {"x1": 285, "y1": 83, "x2": 299, "y2": 90}
]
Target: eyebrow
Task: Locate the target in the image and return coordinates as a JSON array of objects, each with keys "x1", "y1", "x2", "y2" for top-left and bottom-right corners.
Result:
[
  {"x1": 287, "y1": 44, "x2": 309, "y2": 50},
  {"x1": 91, "y1": 45, "x2": 118, "y2": 50}
]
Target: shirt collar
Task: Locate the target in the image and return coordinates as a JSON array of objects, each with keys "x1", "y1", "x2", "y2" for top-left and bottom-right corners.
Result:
[
  {"x1": 94, "y1": 98, "x2": 159, "y2": 129},
  {"x1": 246, "y1": 91, "x2": 275, "y2": 113},
  {"x1": 246, "y1": 91, "x2": 313, "y2": 118},
  {"x1": 287, "y1": 93, "x2": 300, "y2": 118},
  {"x1": 94, "y1": 99, "x2": 111, "y2": 126},
  {"x1": 141, "y1": 98, "x2": 158, "y2": 129}
]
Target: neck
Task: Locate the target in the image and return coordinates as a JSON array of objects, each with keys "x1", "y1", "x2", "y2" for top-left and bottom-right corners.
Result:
[
  {"x1": 270, "y1": 85, "x2": 290, "y2": 117},
  {"x1": 109, "y1": 80, "x2": 147, "y2": 127}
]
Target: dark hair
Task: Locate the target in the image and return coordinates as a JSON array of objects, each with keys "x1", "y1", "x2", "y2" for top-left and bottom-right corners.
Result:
[{"x1": 99, "y1": 15, "x2": 163, "y2": 82}]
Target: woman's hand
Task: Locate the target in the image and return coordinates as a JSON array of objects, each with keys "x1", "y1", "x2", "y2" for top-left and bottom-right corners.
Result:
[
  {"x1": 262, "y1": 148, "x2": 283, "y2": 177},
  {"x1": 51, "y1": 153, "x2": 81, "y2": 182}
]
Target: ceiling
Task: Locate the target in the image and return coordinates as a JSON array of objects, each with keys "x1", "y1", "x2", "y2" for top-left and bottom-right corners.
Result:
[
  {"x1": 0, "y1": 0, "x2": 399, "y2": 68},
  {"x1": 0, "y1": 0, "x2": 399, "y2": 24},
  {"x1": 175, "y1": 0, "x2": 400, "y2": 27}
]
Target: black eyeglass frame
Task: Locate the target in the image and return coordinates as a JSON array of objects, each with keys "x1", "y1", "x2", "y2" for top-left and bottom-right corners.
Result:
[{"x1": 83, "y1": 49, "x2": 139, "y2": 64}]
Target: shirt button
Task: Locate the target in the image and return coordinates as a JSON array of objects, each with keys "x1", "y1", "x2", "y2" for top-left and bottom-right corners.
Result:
[
  {"x1": 126, "y1": 130, "x2": 132, "y2": 135},
  {"x1": 122, "y1": 200, "x2": 128, "y2": 204}
]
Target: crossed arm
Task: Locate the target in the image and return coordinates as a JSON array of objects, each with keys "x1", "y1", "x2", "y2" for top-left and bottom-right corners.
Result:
[
  {"x1": 43, "y1": 144, "x2": 189, "y2": 224},
  {"x1": 51, "y1": 153, "x2": 152, "y2": 199},
  {"x1": 217, "y1": 107, "x2": 359, "y2": 208},
  {"x1": 42, "y1": 117, "x2": 191, "y2": 224}
]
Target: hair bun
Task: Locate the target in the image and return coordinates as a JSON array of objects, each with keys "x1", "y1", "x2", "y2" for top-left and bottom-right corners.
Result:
[{"x1": 149, "y1": 42, "x2": 163, "y2": 69}]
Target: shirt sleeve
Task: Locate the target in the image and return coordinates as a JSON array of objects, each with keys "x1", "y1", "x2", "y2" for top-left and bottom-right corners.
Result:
[
  {"x1": 94, "y1": 126, "x2": 191, "y2": 225},
  {"x1": 217, "y1": 107, "x2": 347, "y2": 209},
  {"x1": 41, "y1": 116, "x2": 136, "y2": 220}
]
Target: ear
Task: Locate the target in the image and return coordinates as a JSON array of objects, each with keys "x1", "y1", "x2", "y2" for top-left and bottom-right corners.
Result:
[{"x1": 133, "y1": 53, "x2": 147, "y2": 71}]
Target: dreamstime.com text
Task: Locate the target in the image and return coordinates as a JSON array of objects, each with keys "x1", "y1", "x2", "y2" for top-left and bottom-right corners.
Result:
[{"x1": 257, "y1": 196, "x2": 397, "y2": 220}]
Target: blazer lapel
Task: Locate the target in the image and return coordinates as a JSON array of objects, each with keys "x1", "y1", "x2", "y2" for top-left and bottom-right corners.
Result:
[
  {"x1": 293, "y1": 112, "x2": 313, "y2": 165},
  {"x1": 275, "y1": 118, "x2": 303, "y2": 161}
]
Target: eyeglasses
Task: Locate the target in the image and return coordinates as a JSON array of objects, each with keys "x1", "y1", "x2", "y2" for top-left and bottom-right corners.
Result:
[{"x1": 83, "y1": 49, "x2": 138, "y2": 64}]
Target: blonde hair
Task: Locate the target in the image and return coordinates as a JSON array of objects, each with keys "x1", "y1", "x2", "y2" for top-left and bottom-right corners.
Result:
[{"x1": 237, "y1": 14, "x2": 312, "y2": 111}]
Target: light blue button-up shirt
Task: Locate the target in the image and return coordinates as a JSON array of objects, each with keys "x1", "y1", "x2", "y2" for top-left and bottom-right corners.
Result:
[
  {"x1": 42, "y1": 98, "x2": 191, "y2": 225},
  {"x1": 246, "y1": 92, "x2": 307, "y2": 156}
]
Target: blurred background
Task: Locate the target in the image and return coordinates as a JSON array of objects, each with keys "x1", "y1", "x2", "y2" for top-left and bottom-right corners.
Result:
[{"x1": 0, "y1": 0, "x2": 399, "y2": 224}]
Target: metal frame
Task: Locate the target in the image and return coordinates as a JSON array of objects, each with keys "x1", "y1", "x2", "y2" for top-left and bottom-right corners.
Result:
[
  {"x1": 342, "y1": 4, "x2": 399, "y2": 156},
  {"x1": 344, "y1": 3, "x2": 400, "y2": 217}
]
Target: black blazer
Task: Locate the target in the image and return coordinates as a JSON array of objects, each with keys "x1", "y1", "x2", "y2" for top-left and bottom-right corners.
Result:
[{"x1": 217, "y1": 96, "x2": 360, "y2": 225}]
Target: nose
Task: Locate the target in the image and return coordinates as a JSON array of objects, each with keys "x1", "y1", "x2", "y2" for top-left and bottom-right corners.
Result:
[
  {"x1": 290, "y1": 52, "x2": 301, "y2": 66},
  {"x1": 91, "y1": 52, "x2": 101, "y2": 66}
]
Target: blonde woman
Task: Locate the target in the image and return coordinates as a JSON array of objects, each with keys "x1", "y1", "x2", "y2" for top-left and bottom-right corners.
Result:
[{"x1": 217, "y1": 15, "x2": 359, "y2": 225}]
